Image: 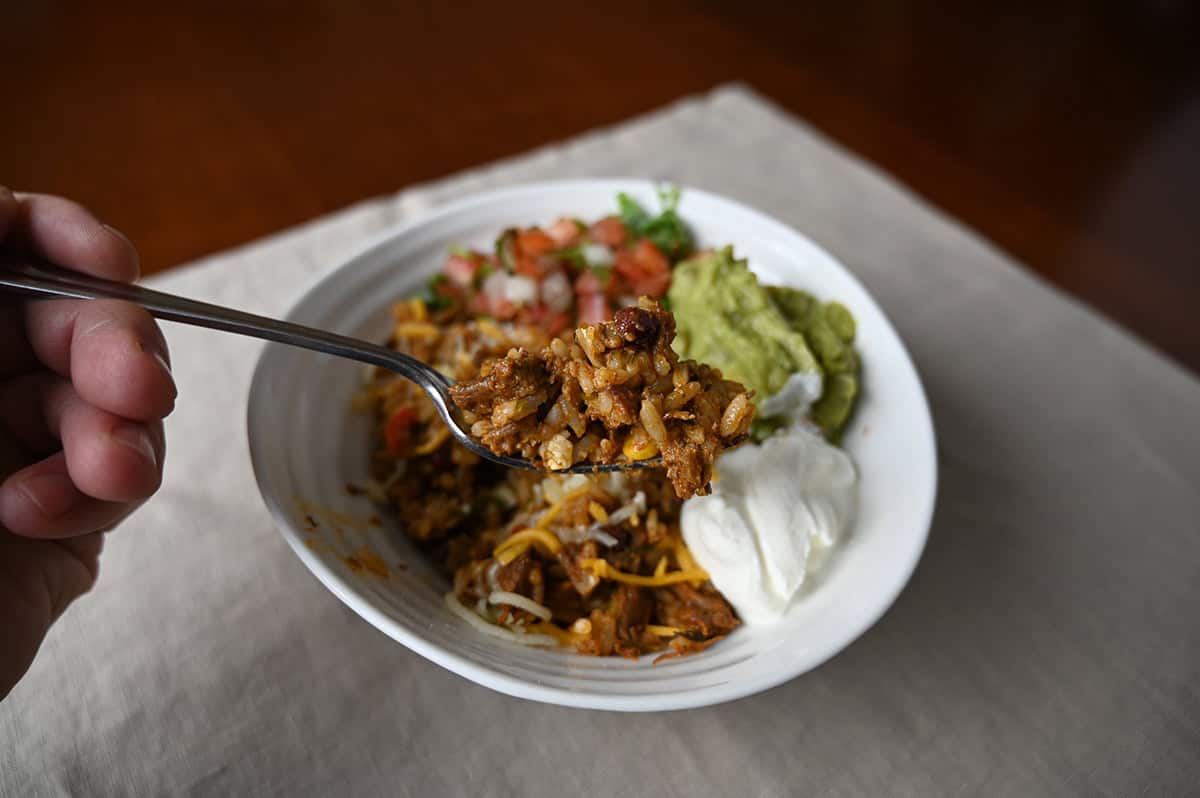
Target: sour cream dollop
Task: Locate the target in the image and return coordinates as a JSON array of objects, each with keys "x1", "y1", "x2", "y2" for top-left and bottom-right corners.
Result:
[{"x1": 681, "y1": 424, "x2": 857, "y2": 624}]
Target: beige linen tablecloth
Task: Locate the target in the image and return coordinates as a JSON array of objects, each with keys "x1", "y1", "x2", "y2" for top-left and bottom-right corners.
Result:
[{"x1": 3, "y1": 85, "x2": 1198, "y2": 796}]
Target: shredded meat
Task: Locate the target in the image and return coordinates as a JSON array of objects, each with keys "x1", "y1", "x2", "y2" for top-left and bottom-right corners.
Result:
[
  {"x1": 494, "y1": 547, "x2": 542, "y2": 597},
  {"x1": 448, "y1": 297, "x2": 755, "y2": 498},
  {"x1": 557, "y1": 541, "x2": 601, "y2": 597},
  {"x1": 654, "y1": 583, "x2": 740, "y2": 638},
  {"x1": 654, "y1": 634, "x2": 728, "y2": 665},
  {"x1": 612, "y1": 584, "x2": 653, "y2": 643}
]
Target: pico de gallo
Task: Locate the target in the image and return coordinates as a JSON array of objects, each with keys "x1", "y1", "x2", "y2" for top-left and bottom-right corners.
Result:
[{"x1": 421, "y1": 190, "x2": 694, "y2": 335}]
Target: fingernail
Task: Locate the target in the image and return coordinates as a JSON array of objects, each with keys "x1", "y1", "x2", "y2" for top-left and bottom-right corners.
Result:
[
  {"x1": 151, "y1": 348, "x2": 173, "y2": 376},
  {"x1": 149, "y1": 348, "x2": 178, "y2": 404},
  {"x1": 17, "y1": 472, "x2": 82, "y2": 520},
  {"x1": 133, "y1": 337, "x2": 175, "y2": 394},
  {"x1": 101, "y1": 222, "x2": 133, "y2": 247},
  {"x1": 110, "y1": 424, "x2": 158, "y2": 467},
  {"x1": 101, "y1": 223, "x2": 141, "y2": 276}
]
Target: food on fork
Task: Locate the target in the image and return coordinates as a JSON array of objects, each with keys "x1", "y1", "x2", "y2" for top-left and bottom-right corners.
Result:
[{"x1": 448, "y1": 297, "x2": 754, "y2": 499}]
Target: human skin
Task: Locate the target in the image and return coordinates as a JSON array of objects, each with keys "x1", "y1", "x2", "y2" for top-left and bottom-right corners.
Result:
[{"x1": 0, "y1": 187, "x2": 176, "y2": 700}]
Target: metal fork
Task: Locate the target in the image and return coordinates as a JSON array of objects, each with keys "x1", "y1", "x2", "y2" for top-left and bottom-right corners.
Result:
[{"x1": 0, "y1": 257, "x2": 657, "y2": 474}]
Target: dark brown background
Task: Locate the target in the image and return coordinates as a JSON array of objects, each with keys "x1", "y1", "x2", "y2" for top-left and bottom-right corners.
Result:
[{"x1": 4, "y1": 2, "x2": 1198, "y2": 371}]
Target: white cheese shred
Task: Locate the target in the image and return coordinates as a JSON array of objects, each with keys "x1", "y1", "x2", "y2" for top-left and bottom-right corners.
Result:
[
  {"x1": 444, "y1": 593, "x2": 557, "y2": 646},
  {"x1": 487, "y1": 590, "x2": 553, "y2": 621}
]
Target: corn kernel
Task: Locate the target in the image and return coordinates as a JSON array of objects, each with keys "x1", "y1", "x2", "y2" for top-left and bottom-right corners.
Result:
[
  {"x1": 587, "y1": 501, "x2": 609, "y2": 523},
  {"x1": 622, "y1": 431, "x2": 659, "y2": 461}
]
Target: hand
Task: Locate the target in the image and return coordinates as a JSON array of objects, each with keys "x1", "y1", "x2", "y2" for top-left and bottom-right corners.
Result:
[{"x1": 0, "y1": 187, "x2": 176, "y2": 700}]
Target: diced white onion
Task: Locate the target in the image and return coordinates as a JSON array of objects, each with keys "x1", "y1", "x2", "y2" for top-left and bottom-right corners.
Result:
[
  {"x1": 481, "y1": 270, "x2": 508, "y2": 303},
  {"x1": 581, "y1": 243, "x2": 614, "y2": 267},
  {"x1": 607, "y1": 490, "x2": 646, "y2": 526},
  {"x1": 541, "y1": 270, "x2": 573, "y2": 313},
  {"x1": 504, "y1": 274, "x2": 538, "y2": 305},
  {"x1": 587, "y1": 528, "x2": 620, "y2": 547}
]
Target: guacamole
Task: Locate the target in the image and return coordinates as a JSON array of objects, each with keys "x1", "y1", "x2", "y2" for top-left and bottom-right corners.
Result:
[{"x1": 668, "y1": 248, "x2": 860, "y2": 442}]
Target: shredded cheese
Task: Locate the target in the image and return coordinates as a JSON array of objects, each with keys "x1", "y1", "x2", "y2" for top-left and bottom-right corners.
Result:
[
  {"x1": 493, "y1": 527, "x2": 563, "y2": 564},
  {"x1": 408, "y1": 297, "x2": 428, "y2": 322},
  {"x1": 443, "y1": 593, "x2": 557, "y2": 647},
  {"x1": 580, "y1": 558, "x2": 709, "y2": 587},
  {"x1": 526, "y1": 621, "x2": 581, "y2": 644},
  {"x1": 535, "y1": 485, "x2": 591, "y2": 529},
  {"x1": 394, "y1": 321, "x2": 441, "y2": 340},
  {"x1": 587, "y1": 501, "x2": 609, "y2": 523},
  {"x1": 672, "y1": 535, "x2": 705, "y2": 587},
  {"x1": 487, "y1": 590, "x2": 552, "y2": 621},
  {"x1": 654, "y1": 557, "x2": 669, "y2": 578},
  {"x1": 494, "y1": 542, "x2": 530, "y2": 566},
  {"x1": 476, "y1": 317, "x2": 507, "y2": 341},
  {"x1": 413, "y1": 425, "x2": 451, "y2": 455},
  {"x1": 646, "y1": 624, "x2": 682, "y2": 637}
]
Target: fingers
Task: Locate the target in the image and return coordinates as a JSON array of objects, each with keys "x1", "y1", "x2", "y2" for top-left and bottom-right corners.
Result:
[
  {"x1": 0, "y1": 452, "x2": 151, "y2": 541},
  {"x1": 0, "y1": 297, "x2": 37, "y2": 379},
  {"x1": 5, "y1": 190, "x2": 140, "y2": 282},
  {"x1": 47, "y1": 376, "x2": 165, "y2": 503},
  {"x1": 1, "y1": 188, "x2": 144, "y2": 380},
  {"x1": 25, "y1": 298, "x2": 176, "y2": 421},
  {"x1": 0, "y1": 377, "x2": 164, "y2": 539}
]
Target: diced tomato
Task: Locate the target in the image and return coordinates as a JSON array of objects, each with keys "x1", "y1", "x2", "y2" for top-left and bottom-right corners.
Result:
[
  {"x1": 634, "y1": 238, "x2": 669, "y2": 273},
  {"x1": 491, "y1": 297, "x2": 517, "y2": 320},
  {"x1": 547, "y1": 218, "x2": 581, "y2": 248},
  {"x1": 514, "y1": 305, "x2": 536, "y2": 326},
  {"x1": 384, "y1": 407, "x2": 418, "y2": 456},
  {"x1": 574, "y1": 269, "x2": 602, "y2": 295},
  {"x1": 516, "y1": 228, "x2": 557, "y2": 258},
  {"x1": 513, "y1": 254, "x2": 542, "y2": 279},
  {"x1": 432, "y1": 276, "x2": 464, "y2": 304},
  {"x1": 614, "y1": 239, "x2": 670, "y2": 298},
  {"x1": 444, "y1": 254, "x2": 480, "y2": 288},
  {"x1": 577, "y1": 292, "x2": 612, "y2": 324},
  {"x1": 545, "y1": 311, "x2": 571, "y2": 336},
  {"x1": 468, "y1": 292, "x2": 490, "y2": 316},
  {"x1": 588, "y1": 216, "x2": 627, "y2": 247}
]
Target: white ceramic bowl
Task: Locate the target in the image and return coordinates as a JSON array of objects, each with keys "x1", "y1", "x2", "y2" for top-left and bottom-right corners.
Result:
[{"x1": 247, "y1": 180, "x2": 936, "y2": 711}]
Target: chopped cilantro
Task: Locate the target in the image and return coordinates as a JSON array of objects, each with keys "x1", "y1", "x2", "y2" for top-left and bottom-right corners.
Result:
[
  {"x1": 494, "y1": 229, "x2": 517, "y2": 271},
  {"x1": 617, "y1": 193, "x2": 651, "y2": 232},
  {"x1": 615, "y1": 187, "x2": 694, "y2": 261},
  {"x1": 421, "y1": 273, "x2": 453, "y2": 310},
  {"x1": 555, "y1": 245, "x2": 587, "y2": 269},
  {"x1": 475, "y1": 263, "x2": 494, "y2": 286}
]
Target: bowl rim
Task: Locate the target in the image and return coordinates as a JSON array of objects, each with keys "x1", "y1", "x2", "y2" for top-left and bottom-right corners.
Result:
[{"x1": 247, "y1": 178, "x2": 938, "y2": 711}]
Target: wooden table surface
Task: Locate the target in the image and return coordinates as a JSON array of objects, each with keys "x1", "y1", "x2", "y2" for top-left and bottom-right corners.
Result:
[{"x1": 4, "y1": 2, "x2": 1198, "y2": 371}]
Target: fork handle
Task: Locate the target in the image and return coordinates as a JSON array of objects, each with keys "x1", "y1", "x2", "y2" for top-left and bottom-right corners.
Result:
[{"x1": 0, "y1": 255, "x2": 447, "y2": 390}]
